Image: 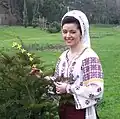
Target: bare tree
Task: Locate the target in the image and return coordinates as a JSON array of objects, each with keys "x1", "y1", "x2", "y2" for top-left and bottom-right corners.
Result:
[
  {"x1": 32, "y1": 0, "x2": 39, "y2": 28},
  {"x1": 23, "y1": 0, "x2": 28, "y2": 27}
]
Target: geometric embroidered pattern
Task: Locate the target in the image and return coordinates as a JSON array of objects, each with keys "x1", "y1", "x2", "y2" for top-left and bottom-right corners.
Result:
[{"x1": 81, "y1": 57, "x2": 103, "y2": 81}]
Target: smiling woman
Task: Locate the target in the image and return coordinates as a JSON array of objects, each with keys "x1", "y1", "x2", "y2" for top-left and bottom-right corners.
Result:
[
  {"x1": 62, "y1": 23, "x2": 81, "y2": 47},
  {"x1": 50, "y1": 10, "x2": 104, "y2": 119}
]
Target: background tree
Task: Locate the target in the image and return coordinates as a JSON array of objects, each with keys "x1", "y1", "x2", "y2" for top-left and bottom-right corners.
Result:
[
  {"x1": 1, "y1": 0, "x2": 120, "y2": 25},
  {"x1": 23, "y1": 0, "x2": 28, "y2": 28},
  {"x1": 32, "y1": 0, "x2": 39, "y2": 28}
]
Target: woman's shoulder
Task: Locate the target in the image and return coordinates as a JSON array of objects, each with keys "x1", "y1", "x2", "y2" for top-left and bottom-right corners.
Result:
[
  {"x1": 59, "y1": 50, "x2": 69, "y2": 59},
  {"x1": 82, "y1": 47, "x2": 99, "y2": 59},
  {"x1": 81, "y1": 48, "x2": 102, "y2": 67}
]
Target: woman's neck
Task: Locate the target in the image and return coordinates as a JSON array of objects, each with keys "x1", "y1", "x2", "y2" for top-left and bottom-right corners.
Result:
[{"x1": 69, "y1": 43, "x2": 85, "y2": 55}]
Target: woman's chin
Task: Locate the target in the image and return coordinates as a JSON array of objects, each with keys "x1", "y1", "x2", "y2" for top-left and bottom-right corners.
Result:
[{"x1": 65, "y1": 42, "x2": 73, "y2": 47}]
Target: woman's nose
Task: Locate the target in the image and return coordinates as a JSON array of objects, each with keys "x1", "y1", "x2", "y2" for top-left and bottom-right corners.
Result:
[{"x1": 66, "y1": 32, "x2": 71, "y2": 37}]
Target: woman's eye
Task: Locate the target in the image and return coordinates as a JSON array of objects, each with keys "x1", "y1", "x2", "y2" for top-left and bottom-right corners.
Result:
[
  {"x1": 62, "y1": 30, "x2": 67, "y2": 34},
  {"x1": 62, "y1": 30, "x2": 76, "y2": 34},
  {"x1": 70, "y1": 31, "x2": 76, "y2": 34}
]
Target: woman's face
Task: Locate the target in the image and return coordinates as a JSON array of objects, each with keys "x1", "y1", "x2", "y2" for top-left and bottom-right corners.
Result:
[{"x1": 62, "y1": 23, "x2": 82, "y2": 48}]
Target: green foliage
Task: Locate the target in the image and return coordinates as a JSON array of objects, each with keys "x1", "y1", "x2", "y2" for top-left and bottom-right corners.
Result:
[
  {"x1": 47, "y1": 21, "x2": 61, "y2": 33},
  {"x1": 0, "y1": 49, "x2": 59, "y2": 119},
  {"x1": 40, "y1": 0, "x2": 66, "y2": 23},
  {"x1": 32, "y1": 18, "x2": 39, "y2": 28}
]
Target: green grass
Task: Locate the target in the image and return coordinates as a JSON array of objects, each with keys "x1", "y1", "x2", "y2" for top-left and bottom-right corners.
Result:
[
  {"x1": 0, "y1": 26, "x2": 63, "y2": 49},
  {"x1": 0, "y1": 25, "x2": 120, "y2": 119}
]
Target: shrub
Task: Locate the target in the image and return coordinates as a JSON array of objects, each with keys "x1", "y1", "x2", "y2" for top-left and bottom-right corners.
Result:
[
  {"x1": 0, "y1": 42, "x2": 59, "y2": 119},
  {"x1": 47, "y1": 21, "x2": 61, "y2": 33},
  {"x1": 32, "y1": 18, "x2": 39, "y2": 28}
]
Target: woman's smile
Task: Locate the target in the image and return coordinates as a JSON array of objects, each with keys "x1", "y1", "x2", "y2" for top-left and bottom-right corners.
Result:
[
  {"x1": 65, "y1": 38, "x2": 73, "y2": 43},
  {"x1": 62, "y1": 23, "x2": 81, "y2": 47}
]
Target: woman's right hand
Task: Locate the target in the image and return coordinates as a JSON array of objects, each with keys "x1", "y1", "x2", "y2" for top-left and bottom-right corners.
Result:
[{"x1": 29, "y1": 65, "x2": 43, "y2": 78}]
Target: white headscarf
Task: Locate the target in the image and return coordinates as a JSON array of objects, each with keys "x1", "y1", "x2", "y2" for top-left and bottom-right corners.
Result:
[{"x1": 61, "y1": 10, "x2": 91, "y2": 47}]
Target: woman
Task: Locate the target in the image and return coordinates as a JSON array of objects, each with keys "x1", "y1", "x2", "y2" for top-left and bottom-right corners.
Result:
[{"x1": 53, "y1": 10, "x2": 104, "y2": 119}]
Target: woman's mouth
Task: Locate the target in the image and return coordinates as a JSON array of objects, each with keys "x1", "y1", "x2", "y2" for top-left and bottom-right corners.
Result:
[{"x1": 65, "y1": 39, "x2": 73, "y2": 43}]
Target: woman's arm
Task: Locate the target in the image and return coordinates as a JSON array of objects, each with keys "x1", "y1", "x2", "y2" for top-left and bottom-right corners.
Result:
[{"x1": 66, "y1": 57, "x2": 104, "y2": 100}]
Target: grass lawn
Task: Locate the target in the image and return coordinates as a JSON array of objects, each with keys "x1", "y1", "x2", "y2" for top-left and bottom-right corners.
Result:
[{"x1": 0, "y1": 25, "x2": 120, "y2": 119}]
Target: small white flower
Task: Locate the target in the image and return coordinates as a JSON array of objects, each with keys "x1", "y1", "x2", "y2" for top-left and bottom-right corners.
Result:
[
  {"x1": 21, "y1": 49, "x2": 26, "y2": 53},
  {"x1": 17, "y1": 44, "x2": 22, "y2": 49},
  {"x1": 29, "y1": 57, "x2": 33, "y2": 61},
  {"x1": 27, "y1": 53, "x2": 32, "y2": 57},
  {"x1": 32, "y1": 64, "x2": 36, "y2": 68},
  {"x1": 12, "y1": 42, "x2": 18, "y2": 47}
]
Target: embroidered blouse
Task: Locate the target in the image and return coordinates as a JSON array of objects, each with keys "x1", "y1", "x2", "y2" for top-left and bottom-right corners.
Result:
[{"x1": 54, "y1": 47, "x2": 104, "y2": 110}]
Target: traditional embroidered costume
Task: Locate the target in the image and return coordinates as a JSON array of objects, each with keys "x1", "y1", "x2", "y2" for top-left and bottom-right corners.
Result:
[
  {"x1": 52, "y1": 10, "x2": 104, "y2": 119},
  {"x1": 54, "y1": 47, "x2": 103, "y2": 119}
]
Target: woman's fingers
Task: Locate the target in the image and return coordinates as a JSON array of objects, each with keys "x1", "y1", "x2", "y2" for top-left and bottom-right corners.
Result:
[
  {"x1": 54, "y1": 82, "x2": 67, "y2": 94},
  {"x1": 30, "y1": 68, "x2": 39, "y2": 75},
  {"x1": 54, "y1": 82, "x2": 62, "y2": 86},
  {"x1": 56, "y1": 91, "x2": 61, "y2": 94},
  {"x1": 54, "y1": 82, "x2": 63, "y2": 94},
  {"x1": 56, "y1": 87, "x2": 61, "y2": 94},
  {"x1": 29, "y1": 67, "x2": 42, "y2": 78}
]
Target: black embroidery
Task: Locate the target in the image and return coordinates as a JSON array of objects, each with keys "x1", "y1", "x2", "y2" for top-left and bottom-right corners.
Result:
[
  {"x1": 61, "y1": 62, "x2": 66, "y2": 75},
  {"x1": 62, "y1": 62, "x2": 66, "y2": 67},
  {"x1": 95, "y1": 98, "x2": 100, "y2": 102},
  {"x1": 72, "y1": 62, "x2": 76, "y2": 66},
  {"x1": 69, "y1": 75, "x2": 74, "y2": 84},
  {"x1": 77, "y1": 75, "x2": 79, "y2": 78},
  {"x1": 79, "y1": 16, "x2": 86, "y2": 34},
  {"x1": 89, "y1": 94, "x2": 94, "y2": 99},
  {"x1": 80, "y1": 82, "x2": 83, "y2": 86},
  {"x1": 85, "y1": 100, "x2": 90, "y2": 105},
  {"x1": 75, "y1": 86, "x2": 80, "y2": 90},
  {"x1": 61, "y1": 73, "x2": 64, "y2": 78},
  {"x1": 73, "y1": 75, "x2": 80, "y2": 82},
  {"x1": 97, "y1": 87, "x2": 102, "y2": 92}
]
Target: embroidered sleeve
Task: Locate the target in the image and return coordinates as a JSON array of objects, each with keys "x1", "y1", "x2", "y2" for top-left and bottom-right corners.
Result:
[
  {"x1": 82, "y1": 57, "x2": 103, "y2": 81},
  {"x1": 66, "y1": 57, "x2": 104, "y2": 108}
]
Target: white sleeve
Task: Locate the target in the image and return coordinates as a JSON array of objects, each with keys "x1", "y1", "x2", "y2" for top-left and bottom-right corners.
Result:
[{"x1": 66, "y1": 57, "x2": 104, "y2": 108}]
